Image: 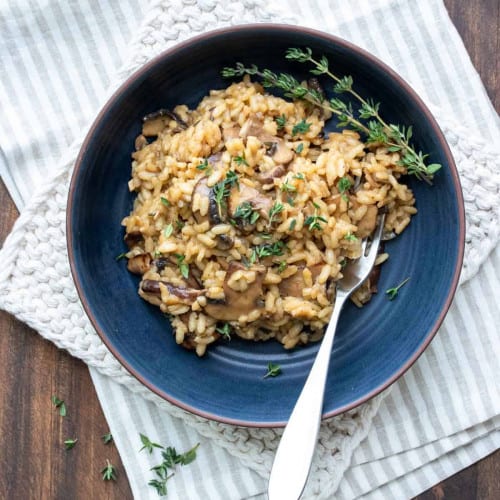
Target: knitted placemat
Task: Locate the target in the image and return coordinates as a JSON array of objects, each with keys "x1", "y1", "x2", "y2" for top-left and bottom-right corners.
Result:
[{"x1": 1, "y1": 1, "x2": 499, "y2": 498}]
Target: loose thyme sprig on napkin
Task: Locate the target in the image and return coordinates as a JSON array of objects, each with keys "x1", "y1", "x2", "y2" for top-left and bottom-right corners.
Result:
[{"x1": 222, "y1": 47, "x2": 442, "y2": 183}]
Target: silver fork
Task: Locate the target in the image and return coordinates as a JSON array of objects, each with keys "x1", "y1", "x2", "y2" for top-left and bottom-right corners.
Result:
[{"x1": 268, "y1": 213, "x2": 386, "y2": 500}]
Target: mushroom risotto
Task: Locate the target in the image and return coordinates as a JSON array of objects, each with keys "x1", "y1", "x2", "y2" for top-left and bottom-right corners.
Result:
[{"x1": 121, "y1": 77, "x2": 416, "y2": 356}]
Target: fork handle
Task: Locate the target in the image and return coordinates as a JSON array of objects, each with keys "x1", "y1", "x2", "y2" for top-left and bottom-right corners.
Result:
[{"x1": 268, "y1": 292, "x2": 348, "y2": 500}]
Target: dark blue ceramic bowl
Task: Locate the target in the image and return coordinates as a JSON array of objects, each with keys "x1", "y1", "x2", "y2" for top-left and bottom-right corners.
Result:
[{"x1": 68, "y1": 25, "x2": 465, "y2": 427}]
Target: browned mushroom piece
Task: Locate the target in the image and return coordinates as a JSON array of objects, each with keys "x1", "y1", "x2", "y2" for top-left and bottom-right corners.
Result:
[
  {"x1": 268, "y1": 138, "x2": 294, "y2": 165},
  {"x1": 278, "y1": 264, "x2": 323, "y2": 298},
  {"x1": 184, "y1": 265, "x2": 204, "y2": 289},
  {"x1": 134, "y1": 134, "x2": 148, "y2": 151},
  {"x1": 307, "y1": 77, "x2": 326, "y2": 101},
  {"x1": 207, "y1": 152, "x2": 223, "y2": 165},
  {"x1": 239, "y1": 114, "x2": 295, "y2": 165},
  {"x1": 229, "y1": 183, "x2": 273, "y2": 220},
  {"x1": 142, "y1": 109, "x2": 189, "y2": 129},
  {"x1": 239, "y1": 115, "x2": 266, "y2": 138},
  {"x1": 257, "y1": 164, "x2": 287, "y2": 185},
  {"x1": 192, "y1": 176, "x2": 211, "y2": 224},
  {"x1": 142, "y1": 118, "x2": 166, "y2": 137},
  {"x1": 368, "y1": 265, "x2": 381, "y2": 293},
  {"x1": 203, "y1": 262, "x2": 265, "y2": 321},
  {"x1": 127, "y1": 254, "x2": 151, "y2": 275},
  {"x1": 140, "y1": 279, "x2": 205, "y2": 303},
  {"x1": 124, "y1": 231, "x2": 143, "y2": 248},
  {"x1": 356, "y1": 205, "x2": 378, "y2": 239},
  {"x1": 223, "y1": 126, "x2": 241, "y2": 141},
  {"x1": 215, "y1": 234, "x2": 234, "y2": 251},
  {"x1": 151, "y1": 256, "x2": 170, "y2": 272}
]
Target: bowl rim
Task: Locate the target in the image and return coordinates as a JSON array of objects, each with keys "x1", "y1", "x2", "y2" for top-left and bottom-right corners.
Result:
[{"x1": 67, "y1": 23, "x2": 465, "y2": 428}]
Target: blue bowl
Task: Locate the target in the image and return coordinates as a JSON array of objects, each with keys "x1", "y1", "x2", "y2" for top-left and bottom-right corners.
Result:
[{"x1": 68, "y1": 25, "x2": 465, "y2": 427}]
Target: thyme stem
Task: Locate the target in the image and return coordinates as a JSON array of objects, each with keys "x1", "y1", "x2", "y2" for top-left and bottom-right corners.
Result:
[{"x1": 222, "y1": 48, "x2": 442, "y2": 184}]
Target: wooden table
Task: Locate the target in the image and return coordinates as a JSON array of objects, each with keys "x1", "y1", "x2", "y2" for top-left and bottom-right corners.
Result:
[{"x1": 0, "y1": 1, "x2": 498, "y2": 498}]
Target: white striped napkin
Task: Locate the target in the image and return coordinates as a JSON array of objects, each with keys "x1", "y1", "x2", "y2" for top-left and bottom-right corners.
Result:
[{"x1": 1, "y1": 1, "x2": 499, "y2": 499}]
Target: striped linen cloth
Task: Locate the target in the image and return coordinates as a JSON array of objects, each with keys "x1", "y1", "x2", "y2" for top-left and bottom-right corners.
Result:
[{"x1": 1, "y1": 0, "x2": 499, "y2": 499}]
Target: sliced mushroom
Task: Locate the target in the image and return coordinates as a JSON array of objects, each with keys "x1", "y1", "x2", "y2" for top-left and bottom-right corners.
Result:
[
  {"x1": 229, "y1": 183, "x2": 273, "y2": 220},
  {"x1": 240, "y1": 114, "x2": 295, "y2": 165},
  {"x1": 208, "y1": 152, "x2": 223, "y2": 165},
  {"x1": 134, "y1": 134, "x2": 148, "y2": 151},
  {"x1": 257, "y1": 165, "x2": 286, "y2": 185},
  {"x1": 269, "y1": 138, "x2": 294, "y2": 164},
  {"x1": 192, "y1": 170, "x2": 227, "y2": 225},
  {"x1": 124, "y1": 231, "x2": 143, "y2": 248},
  {"x1": 223, "y1": 126, "x2": 241, "y2": 141},
  {"x1": 185, "y1": 265, "x2": 204, "y2": 289},
  {"x1": 215, "y1": 234, "x2": 234, "y2": 251},
  {"x1": 142, "y1": 118, "x2": 166, "y2": 137},
  {"x1": 151, "y1": 256, "x2": 170, "y2": 272},
  {"x1": 278, "y1": 264, "x2": 323, "y2": 298},
  {"x1": 140, "y1": 279, "x2": 204, "y2": 303},
  {"x1": 208, "y1": 188, "x2": 226, "y2": 225},
  {"x1": 307, "y1": 77, "x2": 326, "y2": 101},
  {"x1": 192, "y1": 177, "x2": 211, "y2": 223},
  {"x1": 127, "y1": 254, "x2": 151, "y2": 275},
  {"x1": 239, "y1": 115, "x2": 264, "y2": 138},
  {"x1": 142, "y1": 109, "x2": 188, "y2": 129},
  {"x1": 368, "y1": 265, "x2": 381, "y2": 293},
  {"x1": 204, "y1": 262, "x2": 265, "y2": 321}
]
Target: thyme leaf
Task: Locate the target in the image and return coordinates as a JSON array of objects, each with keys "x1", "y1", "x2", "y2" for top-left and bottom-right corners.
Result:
[
  {"x1": 275, "y1": 114, "x2": 287, "y2": 130},
  {"x1": 216, "y1": 323, "x2": 232, "y2": 340},
  {"x1": 163, "y1": 223, "x2": 174, "y2": 238},
  {"x1": 139, "y1": 433, "x2": 164, "y2": 454},
  {"x1": 263, "y1": 362, "x2": 282, "y2": 378},
  {"x1": 51, "y1": 395, "x2": 67, "y2": 417},
  {"x1": 174, "y1": 254, "x2": 189, "y2": 279},
  {"x1": 64, "y1": 438, "x2": 78, "y2": 450},
  {"x1": 102, "y1": 433, "x2": 113, "y2": 445}
]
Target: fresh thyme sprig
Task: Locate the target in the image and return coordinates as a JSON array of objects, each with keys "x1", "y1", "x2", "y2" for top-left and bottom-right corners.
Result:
[
  {"x1": 139, "y1": 433, "x2": 200, "y2": 497},
  {"x1": 268, "y1": 202, "x2": 284, "y2": 227},
  {"x1": 305, "y1": 202, "x2": 327, "y2": 231},
  {"x1": 222, "y1": 49, "x2": 442, "y2": 183},
  {"x1": 250, "y1": 240, "x2": 286, "y2": 264},
  {"x1": 64, "y1": 438, "x2": 78, "y2": 450},
  {"x1": 386, "y1": 277, "x2": 410, "y2": 300},
  {"x1": 233, "y1": 201, "x2": 260, "y2": 225},
  {"x1": 102, "y1": 432, "x2": 113, "y2": 445},
  {"x1": 216, "y1": 322, "x2": 232, "y2": 340},
  {"x1": 101, "y1": 460, "x2": 117, "y2": 481},
  {"x1": 337, "y1": 176, "x2": 352, "y2": 203},
  {"x1": 263, "y1": 362, "x2": 282, "y2": 379},
  {"x1": 51, "y1": 395, "x2": 67, "y2": 417},
  {"x1": 213, "y1": 170, "x2": 239, "y2": 218},
  {"x1": 174, "y1": 254, "x2": 189, "y2": 279}
]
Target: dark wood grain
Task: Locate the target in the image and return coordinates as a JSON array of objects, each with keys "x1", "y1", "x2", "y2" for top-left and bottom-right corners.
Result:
[
  {"x1": 0, "y1": 177, "x2": 133, "y2": 499},
  {"x1": 445, "y1": 0, "x2": 500, "y2": 114},
  {"x1": 0, "y1": 1, "x2": 498, "y2": 499}
]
